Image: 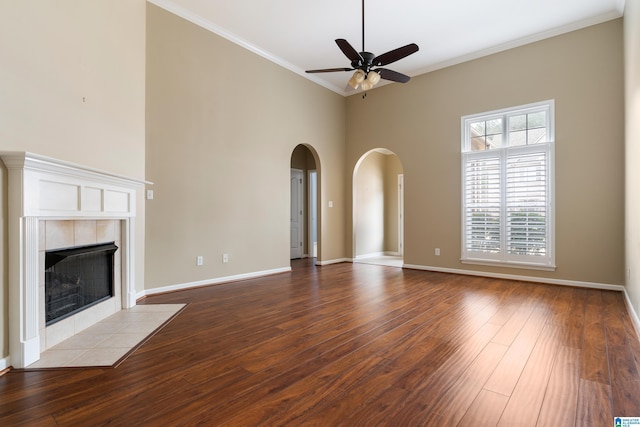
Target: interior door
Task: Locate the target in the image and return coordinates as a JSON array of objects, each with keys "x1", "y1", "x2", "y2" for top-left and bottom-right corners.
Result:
[{"x1": 290, "y1": 169, "x2": 304, "y2": 259}]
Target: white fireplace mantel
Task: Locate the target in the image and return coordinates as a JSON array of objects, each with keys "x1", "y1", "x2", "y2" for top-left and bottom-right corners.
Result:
[{"x1": 1, "y1": 152, "x2": 149, "y2": 368}]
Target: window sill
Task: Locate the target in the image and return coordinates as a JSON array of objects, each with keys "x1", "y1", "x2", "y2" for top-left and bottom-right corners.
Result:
[{"x1": 461, "y1": 258, "x2": 556, "y2": 272}]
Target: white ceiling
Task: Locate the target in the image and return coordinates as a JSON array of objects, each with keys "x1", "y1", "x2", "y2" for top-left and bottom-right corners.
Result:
[{"x1": 148, "y1": 0, "x2": 625, "y2": 96}]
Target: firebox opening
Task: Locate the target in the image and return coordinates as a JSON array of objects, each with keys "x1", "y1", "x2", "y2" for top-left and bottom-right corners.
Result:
[{"x1": 45, "y1": 242, "x2": 118, "y2": 326}]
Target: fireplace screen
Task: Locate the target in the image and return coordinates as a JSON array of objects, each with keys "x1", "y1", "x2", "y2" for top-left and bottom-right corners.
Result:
[{"x1": 45, "y1": 242, "x2": 118, "y2": 325}]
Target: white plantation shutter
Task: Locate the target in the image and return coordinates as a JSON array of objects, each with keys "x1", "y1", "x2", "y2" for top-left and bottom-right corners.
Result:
[
  {"x1": 461, "y1": 101, "x2": 554, "y2": 269},
  {"x1": 463, "y1": 155, "x2": 501, "y2": 254},
  {"x1": 506, "y1": 147, "x2": 549, "y2": 260}
]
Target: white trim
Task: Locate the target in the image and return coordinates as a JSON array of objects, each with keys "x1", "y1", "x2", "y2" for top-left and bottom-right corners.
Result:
[
  {"x1": 0, "y1": 151, "x2": 151, "y2": 188},
  {"x1": 355, "y1": 252, "x2": 387, "y2": 260},
  {"x1": 461, "y1": 259, "x2": 556, "y2": 272},
  {"x1": 623, "y1": 289, "x2": 640, "y2": 341},
  {"x1": 403, "y1": 263, "x2": 625, "y2": 292},
  {"x1": 138, "y1": 267, "x2": 292, "y2": 298},
  {"x1": 398, "y1": 174, "x2": 404, "y2": 257},
  {"x1": 315, "y1": 258, "x2": 352, "y2": 266},
  {"x1": 0, "y1": 356, "x2": 9, "y2": 371},
  {"x1": 307, "y1": 170, "x2": 318, "y2": 259},
  {"x1": 147, "y1": 0, "x2": 345, "y2": 96}
]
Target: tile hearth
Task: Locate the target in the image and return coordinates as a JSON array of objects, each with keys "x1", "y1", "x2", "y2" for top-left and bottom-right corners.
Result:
[{"x1": 26, "y1": 304, "x2": 185, "y2": 369}]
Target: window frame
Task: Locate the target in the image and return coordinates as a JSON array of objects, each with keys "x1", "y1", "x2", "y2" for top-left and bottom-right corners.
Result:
[{"x1": 460, "y1": 100, "x2": 555, "y2": 271}]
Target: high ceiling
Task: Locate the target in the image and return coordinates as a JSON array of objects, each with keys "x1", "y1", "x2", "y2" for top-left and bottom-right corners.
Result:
[{"x1": 148, "y1": 0, "x2": 624, "y2": 96}]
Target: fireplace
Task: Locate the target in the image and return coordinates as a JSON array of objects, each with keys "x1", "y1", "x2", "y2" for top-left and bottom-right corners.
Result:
[
  {"x1": 45, "y1": 242, "x2": 119, "y2": 325},
  {"x1": 1, "y1": 152, "x2": 148, "y2": 368}
]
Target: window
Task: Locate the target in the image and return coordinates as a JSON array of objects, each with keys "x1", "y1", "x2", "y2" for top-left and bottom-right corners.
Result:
[{"x1": 461, "y1": 101, "x2": 555, "y2": 270}]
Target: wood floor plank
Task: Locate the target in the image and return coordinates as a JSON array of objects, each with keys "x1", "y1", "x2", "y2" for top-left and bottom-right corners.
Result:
[
  {"x1": 536, "y1": 346, "x2": 581, "y2": 426},
  {"x1": 458, "y1": 389, "x2": 510, "y2": 427},
  {"x1": 562, "y1": 288, "x2": 588, "y2": 349},
  {"x1": 581, "y1": 290, "x2": 610, "y2": 384},
  {"x1": 491, "y1": 303, "x2": 534, "y2": 346},
  {"x1": 384, "y1": 322, "x2": 503, "y2": 425},
  {"x1": 421, "y1": 342, "x2": 509, "y2": 425},
  {"x1": 576, "y1": 378, "x2": 614, "y2": 426},
  {"x1": 1, "y1": 260, "x2": 639, "y2": 425},
  {"x1": 497, "y1": 323, "x2": 562, "y2": 426},
  {"x1": 483, "y1": 307, "x2": 551, "y2": 397}
]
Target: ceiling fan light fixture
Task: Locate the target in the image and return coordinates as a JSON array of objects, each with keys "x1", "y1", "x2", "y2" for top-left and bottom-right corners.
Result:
[
  {"x1": 348, "y1": 69, "x2": 366, "y2": 89},
  {"x1": 304, "y1": 0, "x2": 418, "y2": 92},
  {"x1": 368, "y1": 70, "x2": 381, "y2": 85}
]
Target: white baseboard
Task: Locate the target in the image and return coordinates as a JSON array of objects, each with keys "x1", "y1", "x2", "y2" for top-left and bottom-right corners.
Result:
[
  {"x1": 402, "y1": 263, "x2": 625, "y2": 292},
  {"x1": 315, "y1": 258, "x2": 352, "y2": 266},
  {"x1": 0, "y1": 356, "x2": 10, "y2": 371},
  {"x1": 355, "y1": 252, "x2": 386, "y2": 260},
  {"x1": 623, "y1": 289, "x2": 640, "y2": 341},
  {"x1": 138, "y1": 266, "x2": 292, "y2": 299}
]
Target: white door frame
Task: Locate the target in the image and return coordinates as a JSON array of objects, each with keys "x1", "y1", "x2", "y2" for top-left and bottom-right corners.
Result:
[
  {"x1": 308, "y1": 170, "x2": 318, "y2": 258},
  {"x1": 398, "y1": 174, "x2": 404, "y2": 256}
]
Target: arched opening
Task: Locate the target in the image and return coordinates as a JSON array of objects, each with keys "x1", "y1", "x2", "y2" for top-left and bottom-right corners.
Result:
[
  {"x1": 353, "y1": 149, "x2": 404, "y2": 267},
  {"x1": 290, "y1": 144, "x2": 320, "y2": 262}
]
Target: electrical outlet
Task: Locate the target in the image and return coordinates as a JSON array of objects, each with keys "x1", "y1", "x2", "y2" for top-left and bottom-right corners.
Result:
[
  {"x1": 435, "y1": 248, "x2": 440, "y2": 256},
  {"x1": 196, "y1": 256, "x2": 203, "y2": 266},
  {"x1": 222, "y1": 253, "x2": 229, "y2": 263}
]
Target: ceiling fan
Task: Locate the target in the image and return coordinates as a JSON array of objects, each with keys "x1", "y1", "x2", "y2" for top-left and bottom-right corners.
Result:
[{"x1": 305, "y1": 0, "x2": 419, "y2": 91}]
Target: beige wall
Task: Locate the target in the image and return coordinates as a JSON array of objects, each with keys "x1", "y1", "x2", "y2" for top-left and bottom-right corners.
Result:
[
  {"x1": 0, "y1": 1, "x2": 146, "y2": 361},
  {"x1": 145, "y1": 4, "x2": 346, "y2": 288},
  {"x1": 384, "y1": 154, "x2": 403, "y2": 254},
  {"x1": 354, "y1": 150, "x2": 403, "y2": 257},
  {"x1": 355, "y1": 151, "x2": 386, "y2": 256},
  {"x1": 346, "y1": 19, "x2": 625, "y2": 285},
  {"x1": 626, "y1": 2, "x2": 640, "y2": 317}
]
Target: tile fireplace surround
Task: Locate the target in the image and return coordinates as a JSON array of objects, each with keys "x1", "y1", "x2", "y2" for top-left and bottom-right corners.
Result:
[{"x1": 1, "y1": 152, "x2": 148, "y2": 369}]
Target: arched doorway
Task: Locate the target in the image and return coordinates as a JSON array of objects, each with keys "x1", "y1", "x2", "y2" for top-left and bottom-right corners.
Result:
[
  {"x1": 290, "y1": 144, "x2": 320, "y2": 261},
  {"x1": 353, "y1": 149, "x2": 404, "y2": 267}
]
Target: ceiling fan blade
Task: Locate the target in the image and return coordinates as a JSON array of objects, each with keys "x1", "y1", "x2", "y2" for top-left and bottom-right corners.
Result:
[
  {"x1": 377, "y1": 68, "x2": 411, "y2": 83},
  {"x1": 306, "y1": 67, "x2": 353, "y2": 73},
  {"x1": 374, "y1": 43, "x2": 419, "y2": 66},
  {"x1": 335, "y1": 39, "x2": 363, "y2": 63}
]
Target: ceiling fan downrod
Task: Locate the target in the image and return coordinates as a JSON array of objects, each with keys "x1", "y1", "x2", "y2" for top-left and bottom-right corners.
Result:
[
  {"x1": 361, "y1": 0, "x2": 365, "y2": 53},
  {"x1": 304, "y1": 0, "x2": 418, "y2": 91}
]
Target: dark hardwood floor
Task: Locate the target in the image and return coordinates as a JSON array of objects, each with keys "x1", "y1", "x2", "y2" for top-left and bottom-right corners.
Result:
[{"x1": 2, "y1": 259, "x2": 640, "y2": 426}]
